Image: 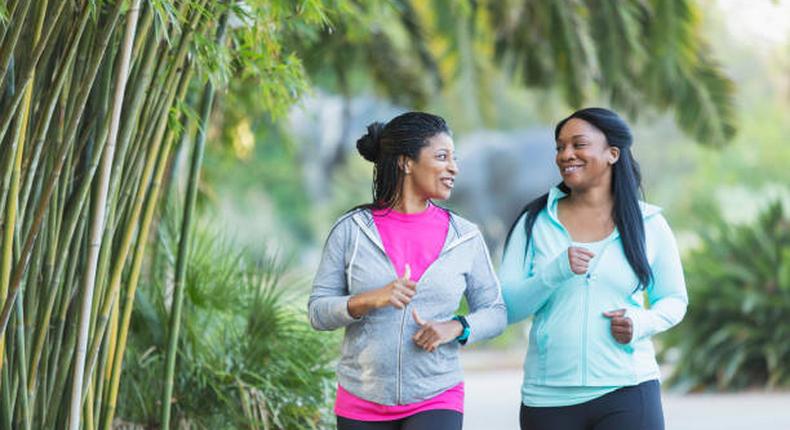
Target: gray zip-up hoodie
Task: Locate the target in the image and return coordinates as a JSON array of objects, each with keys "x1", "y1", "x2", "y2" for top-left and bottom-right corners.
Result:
[{"x1": 309, "y1": 208, "x2": 506, "y2": 405}]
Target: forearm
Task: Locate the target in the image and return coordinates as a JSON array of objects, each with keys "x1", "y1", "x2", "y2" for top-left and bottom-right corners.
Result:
[
  {"x1": 502, "y1": 249, "x2": 574, "y2": 323},
  {"x1": 628, "y1": 296, "x2": 687, "y2": 342},
  {"x1": 346, "y1": 291, "x2": 381, "y2": 318}
]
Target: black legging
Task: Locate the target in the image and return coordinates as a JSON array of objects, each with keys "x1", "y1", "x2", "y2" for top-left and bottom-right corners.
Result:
[
  {"x1": 519, "y1": 380, "x2": 665, "y2": 430},
  {"x1": 337, "y1": 409, "x2": 463, "y2": 430}
]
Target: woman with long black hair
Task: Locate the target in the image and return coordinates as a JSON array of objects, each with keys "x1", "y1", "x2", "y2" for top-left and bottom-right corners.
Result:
[
  {"x1": 501, "y1": 108, "x2": 688, "y2": 429},
  {"x1": 309, "y1": 112, "x2": 506, "y2": 429}
]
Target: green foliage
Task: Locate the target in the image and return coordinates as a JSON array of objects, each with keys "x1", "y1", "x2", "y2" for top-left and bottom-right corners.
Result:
[
  {"x1": 662, "y1": 201, "x2": 790, "y2": 391},
  {"x1": 118, "y1": 211, "x2": 338, "y2": 428},
  {"x1": 288, "y1": 0, "x2": 440, "y2": 107},
  {"x1": 490, "y1": 0, "x2": 737, "y2": 146}
]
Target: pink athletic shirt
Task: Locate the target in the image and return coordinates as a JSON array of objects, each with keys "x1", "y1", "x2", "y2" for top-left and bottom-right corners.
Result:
[{"x1": 335, "y1": 203, "x2": 464, "y2": 421}]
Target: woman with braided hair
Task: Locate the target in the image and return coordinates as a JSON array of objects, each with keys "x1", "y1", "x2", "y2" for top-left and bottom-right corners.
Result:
[{"x1": 309, "y1": 111, "x2": 506, "y2": 429}]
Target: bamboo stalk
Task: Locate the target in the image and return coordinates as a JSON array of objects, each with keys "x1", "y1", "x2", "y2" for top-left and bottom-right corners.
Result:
[
  {"x1": 0, "y1": 0, "x2": 67, "y2": 147},
  {"x1": 25, "y1": 8, "x2": 146, "y2": 393},
  {"x1": 67, "y1": 2, "x2": 140, "y2": 428},
  {"x1": 0, "y1": 63, "x2": 25, "y2": 377},
  {"x1": 161, "y1": 8, "x2": 230, "y2": 428},
  {"x1": 0, "y1": 0, "x2": 32, "y2": 96},
  {"x1": 0, "y1": 0, "x2": 122, "y2": 340},
  {"x1": 82, "y1": 1, "x2": 207, "y2": 392},
  {"x1": 18, "y1": 8, "x2": 77, "y2": 226},
  {"x1": 14, "y1": 297, "x2": 30, "y2": 430},
  {"x1": 83, "y1": 45, "x2": 190, "y2": 402},
  {"x1": 0, "y1": 1, "x2": 21, "y2": 54},
  {"x1": 10, "y1": 0, "x2": 50, "y2": 375},
  {"x1": 102, "y1": 60, "x2": 194, "y2": 430},
  {"x1": 2, "y1": 362, "x2": 11, "y2": 429}
]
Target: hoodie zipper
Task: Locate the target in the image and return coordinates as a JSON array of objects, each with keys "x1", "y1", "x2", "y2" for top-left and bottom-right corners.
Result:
[
  {"x1": 545, "y1": 199, "x2": 615, "y2": 386},
  {"x1": 580, "y1": 239, "x2": 612, "y2": 385},
  {"x1": 396, "y1": 304, "x2": 408, "y2": 403},
  {"x1": 396, "y1": 231, "x2": 477, "y2": 404},
  {"x1": 352, "y1": 216, "x2": 404, "y2": 404}
]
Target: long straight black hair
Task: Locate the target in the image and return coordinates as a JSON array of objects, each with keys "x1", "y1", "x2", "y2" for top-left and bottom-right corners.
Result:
[{"x1": 505, "y1": 107, "x2": 653, "y2": 289}]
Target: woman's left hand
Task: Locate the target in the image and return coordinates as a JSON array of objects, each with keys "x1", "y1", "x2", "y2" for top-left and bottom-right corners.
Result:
[
  {"x1": 603, "y1": 309, "x2": 633, "y2": 344},
  {"x1": 411, "y1": 309, "x2": 463, "y2": 352}
]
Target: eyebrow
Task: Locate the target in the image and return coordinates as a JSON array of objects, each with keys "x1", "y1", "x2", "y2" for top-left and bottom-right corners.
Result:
[{"x1": 557, "y1": 134, "x2": 589, "y2": 142}]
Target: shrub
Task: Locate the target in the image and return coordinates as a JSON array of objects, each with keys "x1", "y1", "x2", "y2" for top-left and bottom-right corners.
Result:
[
  {"x1": 663, "y1": 201, "x2": 790, "y2": 391},
  {"x1": 117, "y1": 215, "x2": 338, "y2": 429}
]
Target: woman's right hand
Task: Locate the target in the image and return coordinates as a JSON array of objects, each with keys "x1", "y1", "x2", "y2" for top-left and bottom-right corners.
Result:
[
  {"x1": 348, "y1": 264, "x2": 417, "y2": 318},
  {"x1": 568, "y1": 247, "x2": 595, "y2": 275}
]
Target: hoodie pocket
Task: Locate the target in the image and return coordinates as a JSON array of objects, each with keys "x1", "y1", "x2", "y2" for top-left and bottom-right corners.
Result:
[
  {"x1": 340, "y1": 320, "x2": 368, "y2": 367},
  {"x1": 585, "y1": 301, "x2": 637, "y2": 382}
]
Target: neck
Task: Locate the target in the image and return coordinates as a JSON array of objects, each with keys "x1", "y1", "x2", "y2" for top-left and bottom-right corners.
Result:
[
  {"x1": 566, "y1": 184, "x2": 614, "y2": 212},
  {"x1": 393, "y1": 193, "x2": 430, "y2": 214}
]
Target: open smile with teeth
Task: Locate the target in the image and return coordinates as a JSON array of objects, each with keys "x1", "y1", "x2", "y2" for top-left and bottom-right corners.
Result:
[
  {"x1": 440, "y1": 177, "x2": 455, "y2": 189},
  {"x1": 562, "y1": 165, "x2": 583, "y2": 174}
]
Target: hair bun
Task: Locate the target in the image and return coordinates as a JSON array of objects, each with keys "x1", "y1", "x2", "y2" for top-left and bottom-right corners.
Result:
[{"x1": 356, "y1": 122, "x2": 385, "y2": 162}]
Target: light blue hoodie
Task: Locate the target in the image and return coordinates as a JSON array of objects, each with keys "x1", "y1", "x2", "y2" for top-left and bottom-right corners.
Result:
[{"x1": 500, "y1": 187, "x2": 688, "y2": 404}]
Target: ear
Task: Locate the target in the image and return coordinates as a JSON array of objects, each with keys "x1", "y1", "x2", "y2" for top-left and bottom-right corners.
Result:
[
  {"x1": 608, "y1": 147, "x2": 620, "y2": 165},
  {"x1": 398, "y1": 155, "x2": 413, "y2": 174}
]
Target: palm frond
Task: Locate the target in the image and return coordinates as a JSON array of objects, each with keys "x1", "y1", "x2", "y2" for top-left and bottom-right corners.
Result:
[{"x1": 490, "y1": 0, "x2": 737, "y2": 145}]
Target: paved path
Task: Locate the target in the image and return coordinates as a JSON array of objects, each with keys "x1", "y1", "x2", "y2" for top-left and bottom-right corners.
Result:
[{"x1": 461, "y1": 352, "x2": 790, "y2": 430}]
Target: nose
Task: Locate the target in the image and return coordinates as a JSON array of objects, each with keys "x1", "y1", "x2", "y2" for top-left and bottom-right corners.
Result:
[
  {"x1": 557, "y1": 145, "x2": 575, "y2": 161},
  {"x1": 448, "y1": 157, "x2": 459, "y2": 175}
]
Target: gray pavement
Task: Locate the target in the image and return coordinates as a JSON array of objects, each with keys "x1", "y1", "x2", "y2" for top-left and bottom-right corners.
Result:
[{"x1": 461, "y1": 351, "x2": 790, "y2": 430}]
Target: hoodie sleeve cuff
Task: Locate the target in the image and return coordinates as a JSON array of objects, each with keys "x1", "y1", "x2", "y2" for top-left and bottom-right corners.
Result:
[
  {"x1": 625, "y1": 307, "x2": 647, "y2": 344},
  {"x1": 540, "y1": 249, "x2": 575, "y2": 286},
  {"x1": 310, "y1": 296, "x2": 360, "y2": 330}
]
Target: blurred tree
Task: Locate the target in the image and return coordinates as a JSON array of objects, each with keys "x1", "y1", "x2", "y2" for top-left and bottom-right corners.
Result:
[
  {"x1": 203, "y1": 0, "x2": 739, "y2": 249},
  {"x1": 489, "y1": 0, "x2": 736, "y2": 147},
  {"x1": 277, "y1": 1, "x2": 738, "y2": 233},
  {"x1": 285, "y1": 0, "x2": 736, "y2": 154}
]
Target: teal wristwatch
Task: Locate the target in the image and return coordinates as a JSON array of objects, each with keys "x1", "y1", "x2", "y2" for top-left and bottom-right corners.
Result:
[{"x1": 453, "y1": 315, "x2": 470, "y2": 345}]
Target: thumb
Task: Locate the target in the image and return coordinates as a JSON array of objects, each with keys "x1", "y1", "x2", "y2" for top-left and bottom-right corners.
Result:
[
  {"x1": 603, "y1": 309, "x2": 626, "y2": 318},
  {"x1": 412, "y1": 308, "x2": 425, "y2": 326},
  {"x1": 402, "y1": 263, "x2": 411, "y2": 281}
]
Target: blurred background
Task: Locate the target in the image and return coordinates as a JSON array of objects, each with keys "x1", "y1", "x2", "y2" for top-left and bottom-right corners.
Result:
[
  {"x1": 196, "y1": 0, "x2": 790, "y2": 428},
  {"x1": 1, "y1": 0, "x2": 788, "y2": 428}
]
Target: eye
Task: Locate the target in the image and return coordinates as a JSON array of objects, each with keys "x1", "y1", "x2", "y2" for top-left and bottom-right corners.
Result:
[
  {"x1": 574, "y1": 142, "x2": 586, "y2": 149},
  {"x1": 555, "y1": 145, "x2": 563, "y2": 152},
  {"x1": 436, "y1": 153, "x2": 447, "y2": 161}
]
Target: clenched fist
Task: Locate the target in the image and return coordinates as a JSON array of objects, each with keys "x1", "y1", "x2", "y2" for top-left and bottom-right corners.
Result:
[
  {"x1": 603, "y1": 309, "x2": 633, "y2": 344},
  {"x1": 568, "y1": 246, "x2": 595, "y2": 275},
  {"x1": 411, "y1": 309, "x2": 463, "y2": 353},
  {"x1": 347, "y1": 264, "x2": 417, "y2": 318}
]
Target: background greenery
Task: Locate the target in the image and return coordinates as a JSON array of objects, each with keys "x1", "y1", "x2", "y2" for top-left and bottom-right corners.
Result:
[
  {"x1": 662, "y1": 201, "x2": 790, "y2": 392},
  {"x1": 0, "y1": 0, "x2": 787, "y2": 429}
]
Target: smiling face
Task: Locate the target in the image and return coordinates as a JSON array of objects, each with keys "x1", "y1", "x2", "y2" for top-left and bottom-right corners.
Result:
[
  {"x1": 555, "y1": 118, "x2": 620, "y2": 191},
  {"x1": 402, "y1": 132, "x2": 458, "y2": 201}
]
